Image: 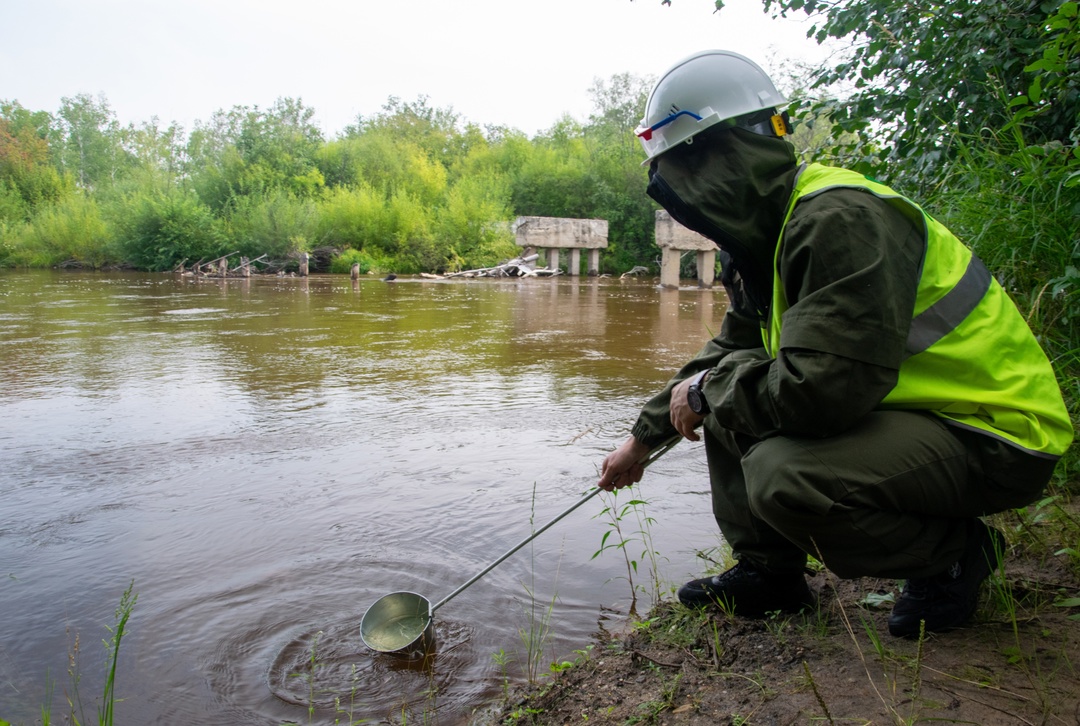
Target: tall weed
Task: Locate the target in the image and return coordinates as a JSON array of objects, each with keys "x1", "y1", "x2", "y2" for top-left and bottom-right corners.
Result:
[
  {"x1": 0, "y1": 582, "x2": 138, "y2": 726},
  {"x1": 927, "y1": 111, "x2": 1080, "y2": 463},
  {"x1": 6, "y1": 193, "x2": 113, "y2": 267}
]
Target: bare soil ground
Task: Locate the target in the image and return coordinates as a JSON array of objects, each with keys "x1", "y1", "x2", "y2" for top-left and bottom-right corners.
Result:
[{"x1": 486, "y1": 533, "x2": 1080, "y2": 725}]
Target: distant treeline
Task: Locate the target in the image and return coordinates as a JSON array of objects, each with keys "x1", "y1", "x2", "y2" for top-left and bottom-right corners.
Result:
[{"x1": 0, "y1": 77, "x2": 661, "y2": 277}]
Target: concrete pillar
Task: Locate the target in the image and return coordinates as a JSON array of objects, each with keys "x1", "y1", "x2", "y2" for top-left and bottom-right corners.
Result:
[
  {"x1": 696, "y1": 249, "x2": 716, "y2": 288},
  {"x1": 587, "y1": 249, "x2": 600, "y2": 277},
  {"x1": 660, "y1": 247, "x2": 682, "y2": 288},
  {"x1": 568, "y1": 248, "x2": 581, "y2": 277},
  {"x1": 547, "y1": 248, "x2": 560, "y2": 272}
]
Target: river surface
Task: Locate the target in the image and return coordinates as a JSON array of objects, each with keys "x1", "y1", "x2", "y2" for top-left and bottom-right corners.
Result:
[{"x1": 0, "y1": 270, "x2": 728, "y2": 725}]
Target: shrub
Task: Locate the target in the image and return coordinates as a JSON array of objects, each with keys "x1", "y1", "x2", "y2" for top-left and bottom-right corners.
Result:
[
  {"x1": 116, "y1": 191, "x2": 226, "y2": 271},
  {"x1": 223, "y1": 189, "x2": 319, "y2": 259},
  {"x1": 315, "y1": 185, "x2": 392, "y2": 251},
  {"x1": 8, "y1": 193, "x2": 112, "y2": 267},
  {"x1": 329, "y1": 247, "x2": 382, "y2": 275},
  {"x1": 435, "y1": 172, "x2": 516, "y2": 271}
]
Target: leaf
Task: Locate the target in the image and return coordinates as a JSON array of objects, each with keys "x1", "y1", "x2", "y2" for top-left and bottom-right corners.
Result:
[
  {"x1": 857, "y1": 591, "x2": 896, "y2": 609},
  {"x1": 1024, "y1": 58, "x2": 1057, "y2": 72},
  {"x1": 1029, "y1": 75, "x2": 1043, "y2": 104},
  {"x1": 1053, "y1": 597, "x2": 1080, "y2": 607}
]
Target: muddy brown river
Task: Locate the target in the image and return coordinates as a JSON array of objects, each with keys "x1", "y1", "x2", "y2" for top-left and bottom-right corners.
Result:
[{"x1": 0, "y1": 270, "x2": 727, "y2": 724}]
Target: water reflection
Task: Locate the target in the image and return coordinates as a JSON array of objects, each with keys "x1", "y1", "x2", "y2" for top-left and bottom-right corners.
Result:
[{"x1": 0, "y1": 270, "x2": 727, "y2": 724}]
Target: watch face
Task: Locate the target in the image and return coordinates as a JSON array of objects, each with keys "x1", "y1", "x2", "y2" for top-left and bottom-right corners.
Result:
[{"x1": 688, "y1": 387, "x2": 706, "y2": 414}]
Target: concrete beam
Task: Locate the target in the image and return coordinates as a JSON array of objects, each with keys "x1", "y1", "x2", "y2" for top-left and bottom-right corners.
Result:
[
  {"x1": 654, "y1": 210, "x2": 714, "y2": 251},
  {"x1": 513, "y1": 216, "x2": 609, "y2": 250}
]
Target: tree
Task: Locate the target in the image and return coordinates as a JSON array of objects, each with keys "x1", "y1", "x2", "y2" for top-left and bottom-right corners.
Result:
[
  {"x1": 186, "y1": 107, "x2": 245, "y2": 210},
  {"x1": 756, "y1": 0, "x2": 1080, "y2": 188},
  {"x1": 587, "y1": 72, "x2": 654, "y2": 146},
  {"x1": 186, "y1": 98, "x2": 325, "y2": 208},
  {"x1": 317, "y1": 132, "x2": 448, "y2": 204},
  {"x1": 347, "y1": 95, "x2": 480, "y2": 169},
  {"x1": 125, "y1": 117, "x2": 187, "y2": 187},
  {"x1": 55, "y1": 93, "x2": 132, "y2": 190},
  {"x1": 0, "y1": 101, "x2": 69, "y2": 219},
  {"x1": 235, "y1": 97, "x2": 325, "y2": 196}
]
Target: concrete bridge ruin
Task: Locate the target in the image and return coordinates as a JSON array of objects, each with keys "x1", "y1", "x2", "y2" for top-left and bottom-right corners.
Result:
[
  {"x1": 513, "y1": 216, "x2": 608, "y2": 276},
  {"x1": 654, "y1": 210, "x2": 717, "y2": 289},
  {"x1": 511, "y1": 213, "x2": 717, "y2": 287}
]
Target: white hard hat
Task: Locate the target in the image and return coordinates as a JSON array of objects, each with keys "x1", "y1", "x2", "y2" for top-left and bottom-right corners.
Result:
[{"x1": 635, "y1": 50, "x2": 789, "y2": 163}]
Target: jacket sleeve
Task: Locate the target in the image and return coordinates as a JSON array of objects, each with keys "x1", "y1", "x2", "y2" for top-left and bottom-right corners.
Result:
[
  {"x1": 700, "y1": 189, "x2": 925, "y2": 440},
  {"x1": 629, "y1": 306, "x2": 762, "y2": 448}
]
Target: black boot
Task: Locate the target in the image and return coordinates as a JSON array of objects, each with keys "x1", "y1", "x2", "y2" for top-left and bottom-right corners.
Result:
[
  {"x1": 887, "y1": 521, "x2": 1006, "y2": 638},
  {"x1": 677, "y1": 560, "x2": 815, "y2": 617}
]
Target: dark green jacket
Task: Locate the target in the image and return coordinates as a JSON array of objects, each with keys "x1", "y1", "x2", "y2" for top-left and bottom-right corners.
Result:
[
  {"x1": 632, "y1": 127, "x2": 927, "y2": 448},
  {"x1": 631, "y1": 185, "x2": 923, "y2": 448}
]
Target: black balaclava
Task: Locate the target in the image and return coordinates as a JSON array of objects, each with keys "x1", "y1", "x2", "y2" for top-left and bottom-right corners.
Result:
[{"x1": 646, "y1": 122, "x2": 798, "y2": 319}]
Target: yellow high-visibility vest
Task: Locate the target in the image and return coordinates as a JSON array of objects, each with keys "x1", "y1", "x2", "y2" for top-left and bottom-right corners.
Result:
[{"x1": 765, "y1": 163, "x2": 1073, "y2": 457}]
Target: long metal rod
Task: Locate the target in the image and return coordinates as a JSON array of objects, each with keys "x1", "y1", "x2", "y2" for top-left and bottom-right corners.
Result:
[{"x1": 429, "y1": 435, "x2": 680, "y2": 614}]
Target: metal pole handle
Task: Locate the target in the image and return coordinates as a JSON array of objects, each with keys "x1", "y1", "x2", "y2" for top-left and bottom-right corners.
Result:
[{"x1": 429, "y1": 435, "x2": 680, "y2": 614}]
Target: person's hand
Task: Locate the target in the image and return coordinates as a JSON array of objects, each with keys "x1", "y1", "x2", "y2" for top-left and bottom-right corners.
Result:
[
  {"x1": 597, "y1": 437, "x2": 651, "y2": 491},
  {"x1": 670, "y1": 377, "x2": 706, "y2": 441}
]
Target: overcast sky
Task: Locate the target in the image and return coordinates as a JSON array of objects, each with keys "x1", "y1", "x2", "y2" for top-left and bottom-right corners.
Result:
[{"x1": 1, "y1": 0, "x2": 830, "y2": 138}]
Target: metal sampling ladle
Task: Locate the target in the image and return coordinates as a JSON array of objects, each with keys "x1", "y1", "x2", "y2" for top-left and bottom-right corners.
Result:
[{"x1": 359, "y1": 436, "x2": 680, "y2": 657}]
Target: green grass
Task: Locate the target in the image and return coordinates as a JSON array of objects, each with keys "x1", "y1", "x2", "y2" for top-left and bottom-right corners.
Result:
[{"x1": 0, "y1": 581, "x2": 138, "y2": 726}]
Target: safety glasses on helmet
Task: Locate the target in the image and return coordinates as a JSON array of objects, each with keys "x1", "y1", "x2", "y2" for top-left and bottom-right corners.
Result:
[{"x1": 635, "y1": 108, "x2": 789, "y2": 159}]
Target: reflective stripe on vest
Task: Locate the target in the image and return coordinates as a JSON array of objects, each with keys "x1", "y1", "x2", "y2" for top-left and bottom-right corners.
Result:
[
  {"x1": 905, "y1": 253, "x2": 992, "y2": 360},
  {"x1": 765, "y1": 163, "x2": 1073, "y2": 457}
]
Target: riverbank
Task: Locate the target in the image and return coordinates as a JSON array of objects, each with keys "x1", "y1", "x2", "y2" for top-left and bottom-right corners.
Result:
[{"x1": 484, "y1": 503, "x2": 1080, "y2": 724}]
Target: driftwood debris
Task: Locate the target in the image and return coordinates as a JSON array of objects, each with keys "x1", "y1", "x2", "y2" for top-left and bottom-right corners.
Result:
[
  {"x1": 177, "y1": 253, "x2": 269, "y2": 278},
  {"x1": 620, "y1": 265, "x2": 650, "y2": 278},
  {"x1": 444, "y1": 253, "x2": 562, "y2": 279}
]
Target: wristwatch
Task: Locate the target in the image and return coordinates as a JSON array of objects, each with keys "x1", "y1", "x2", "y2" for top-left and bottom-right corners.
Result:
[{"x1": 687, "y1": 369, "x2": 710, "y2": 415}]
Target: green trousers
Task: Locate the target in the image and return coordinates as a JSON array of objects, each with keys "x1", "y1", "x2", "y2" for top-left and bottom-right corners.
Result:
[{"x1": 703, "y1": 410, "x2": 1057, "y2": 579}]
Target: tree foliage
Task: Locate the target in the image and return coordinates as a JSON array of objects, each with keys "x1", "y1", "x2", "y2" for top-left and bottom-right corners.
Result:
[
  {"x1": 55, "y1": 94, "x2": 133, "y2": 191},
  {"x1": 0, "y1": 102, "x2": 69, "y2": 221},
  {"x1": 759, "y1": 0, "x2": 1080, "y2": 188},
  {"x1": 2, "y1": 77, "x2": 656, "y2": 274}
]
